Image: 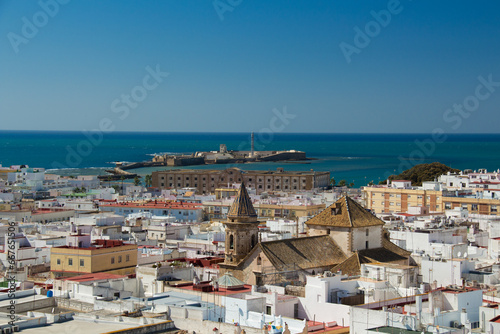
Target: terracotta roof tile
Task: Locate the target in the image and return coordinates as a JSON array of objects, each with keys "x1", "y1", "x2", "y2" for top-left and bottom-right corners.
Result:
[
  {"x1": 306, "y1": 196, "x2": 384, "y2": 228},
  {"x1": 260, "y1": 235, "x2": 347, "y2": 271}
]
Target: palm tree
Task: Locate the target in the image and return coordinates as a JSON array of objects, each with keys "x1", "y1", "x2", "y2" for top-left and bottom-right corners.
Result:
[
  {"x1": 107, "y1": 176, "x2": 112, "y2": 188},
  {"x1": 134, "y1": 176, "x2": 140, "y2": 186},
  {"x1": 145, "y1": 175, "x2": 152, "y2": 187},
  {"x1": 330, "y1": 177, "x2": 336, "y2": 187},
  {"x1": 338, "y1": 179, "x2": 346, "y2": 187}
]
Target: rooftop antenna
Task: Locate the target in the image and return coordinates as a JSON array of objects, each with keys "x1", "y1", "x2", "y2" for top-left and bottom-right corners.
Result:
[{"x1": 251, "y1": 132, "x2": 254, "y2": 157}]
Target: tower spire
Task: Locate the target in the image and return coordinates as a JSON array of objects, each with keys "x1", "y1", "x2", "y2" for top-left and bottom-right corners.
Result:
[{"x1": 227, "y1": 182, "x2": 257, "y2": 222}]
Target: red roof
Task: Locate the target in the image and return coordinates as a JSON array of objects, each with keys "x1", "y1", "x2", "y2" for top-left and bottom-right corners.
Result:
[
  {"x1": 55, "y1": 239, "x2": 132, "y2": 250},
  {"x1": 100, "y1": 201, "x2": 201, "y2": 210},
  {"x1": 434, "y1": 286, "x2": 478, "y2": 294},
  {"x1": 60, "y1": 272, "x2": 127, "y2": 282},
  {"x1": 32, "y1": 208, "x2": 73, "y2": 215}
]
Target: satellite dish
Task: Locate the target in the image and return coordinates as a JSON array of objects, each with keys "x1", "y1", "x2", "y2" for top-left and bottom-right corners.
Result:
[
  {"x1": 457, "y1": 252, "x2": 461, "y2": 257},
  {"x1": 464, "y1": 252, "x2": 468, "y2": 258}
]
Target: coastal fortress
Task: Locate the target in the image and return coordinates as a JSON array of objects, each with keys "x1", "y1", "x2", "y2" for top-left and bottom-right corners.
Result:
[
  {"x1": 152, "y1": 132, "x2": 307, "y2": 166},
  {"x1": 105, "y1": 133, "x2": 309, "y2": 180},
  {"x1": 152, "y1": 143, "x2": 306, "y2": 166}
]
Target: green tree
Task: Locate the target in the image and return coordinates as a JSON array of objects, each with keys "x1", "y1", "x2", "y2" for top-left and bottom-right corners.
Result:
[
  {"x1": 382, "y1": 162, "x2": 460, "y2": 186},
  {"x1": 134, "y1": 176, "x2": 140, "y2": 186},
  {"x1": 368, "y1": 180, "x2": 374, "y2": 186},
  {"x1": 338, "y1": 179, "x2": 346, "y2": 187},
  {"x1": 73, "y1": 187, "x2": 80, "y2": 193},
  {"x1": 348, "y1": 182, "x2": 355, "y2": 188},
  {"x1": 330, "y1": 177, "x2": 336, "y2": 187}
]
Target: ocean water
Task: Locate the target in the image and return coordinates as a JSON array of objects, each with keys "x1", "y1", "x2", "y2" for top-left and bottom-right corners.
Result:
[{"x1": 1, "y1": 131, "x2": 500, "y2": 186}]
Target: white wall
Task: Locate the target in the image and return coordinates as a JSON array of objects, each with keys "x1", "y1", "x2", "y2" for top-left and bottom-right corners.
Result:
[
  {"x1": 352, "y1": 226, "x2": 382, "y2": 251},
  {"x1": 421, "y1": 258, "x2": 475, "y2": 286}
]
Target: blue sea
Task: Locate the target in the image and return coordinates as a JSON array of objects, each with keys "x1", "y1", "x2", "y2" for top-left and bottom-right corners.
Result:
[{"x1": 1, "y1": 131, "x2": 500, "y2": 186}]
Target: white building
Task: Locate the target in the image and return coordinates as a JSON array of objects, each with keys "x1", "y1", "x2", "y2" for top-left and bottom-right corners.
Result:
[
  {"x1": 421, "y1": 257, "x2": 476, "y2": 287},
  {"x1": 350, "y1": 286, "x2": 482, "y2": 333},
  {"x1": 8, "y1": 167, "x2": 45, "y2": 191}
]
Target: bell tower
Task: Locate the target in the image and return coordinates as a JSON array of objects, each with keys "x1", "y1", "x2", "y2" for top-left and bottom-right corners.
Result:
[{"x1": 223, "y1": 182, "x2": 259, "y2": 265}]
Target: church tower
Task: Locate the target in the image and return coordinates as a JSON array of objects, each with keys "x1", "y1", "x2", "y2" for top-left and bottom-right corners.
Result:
[{"x1": 223, "y1": 182, "x2": 259, "y2": 266}]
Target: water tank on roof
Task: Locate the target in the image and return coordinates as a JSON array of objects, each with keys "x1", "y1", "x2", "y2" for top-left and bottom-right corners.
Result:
[{"x1": 47, "y1": 290, "x2": 53, "y2": 297}]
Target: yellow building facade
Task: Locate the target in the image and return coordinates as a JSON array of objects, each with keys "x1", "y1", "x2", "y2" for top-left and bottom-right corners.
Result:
[
  {"x1": 363, "y1": 186, "x2": 500, "y2": 215},
  {"x1": 50, "y1": 240, "x2": 137, "y2": 278}
]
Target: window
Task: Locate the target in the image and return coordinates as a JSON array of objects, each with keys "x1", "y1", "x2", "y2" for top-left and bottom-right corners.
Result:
[
  {"x1": 471, "y1": 204, "x2": 478, "y2": 211},
  {"x1": 68, "y1": 258, "x2": 73, "y2": 266},
  {"x1": 229, "y1": 235, "x2": 234, "y2": 250},
  {"x1": 365, "y1": 241, "x2": 369, "y2": 249},
  {"x1": 266, "y1": 306, "x2": 272, "y2": 315},
  {"x1": 80, "y1": 259, "x2": 84, "y2": 267},
  {"x1": 397, "y1": 276, "x2": 402, "y2": 284},
  {"x1": 492, "y1": 205, "x2": 498, "y2": 212},
  {"x1": 445, "y1": 203, "x2": 451, "y2": 209},
  {"x1": 366, "y1": 228, "x2": 369, "y2": 236},
  {"x1": 57, "y1": 259, "x2": 61, "y2": 265},
  {"x1": 111, "y1": 257, "x2": 115, "y2": 264},
  {"x1": 118, "y1": 256, "x2": 122, "y2": 263},
  {"x1": 126, "y1": 255, "x2": 130, "y2": 262}
]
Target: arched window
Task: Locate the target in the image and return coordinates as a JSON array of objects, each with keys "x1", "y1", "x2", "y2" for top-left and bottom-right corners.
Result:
[{"x1": 229, "y1": 234, "x2": 234, "y2": 250}]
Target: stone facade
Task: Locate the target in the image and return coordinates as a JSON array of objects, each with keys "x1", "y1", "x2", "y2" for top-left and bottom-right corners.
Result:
[{"x1": 152, "y1": 167, "x2": 330, "y2": 194}]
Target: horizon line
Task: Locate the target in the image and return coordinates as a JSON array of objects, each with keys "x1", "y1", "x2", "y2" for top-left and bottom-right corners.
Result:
[{"x1": 1, "y1": 129, "x2": 500, "y2": 136}]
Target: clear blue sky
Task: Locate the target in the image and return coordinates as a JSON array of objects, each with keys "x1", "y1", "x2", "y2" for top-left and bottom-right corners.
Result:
[{"x1": 1, "y1": 0, "x2": 500, "y2": 133}]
